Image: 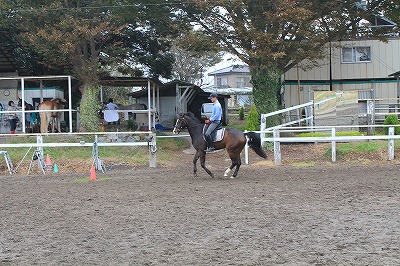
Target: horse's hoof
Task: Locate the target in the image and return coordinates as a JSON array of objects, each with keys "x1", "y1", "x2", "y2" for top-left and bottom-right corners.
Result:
[{"x1": 224, "y1": 168, "x2": 231, "y2": 177}]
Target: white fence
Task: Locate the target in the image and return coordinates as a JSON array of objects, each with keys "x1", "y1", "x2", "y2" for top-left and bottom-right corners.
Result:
[
  {"x1": 245, "y1": 125, "x2": 400, "y2": 165},
  {"x1": 260, "y1": 102, "x2": 313, "y2": 137},
  {"x1": 0, "y1": 131, "x2": 157, "y2": 175}
]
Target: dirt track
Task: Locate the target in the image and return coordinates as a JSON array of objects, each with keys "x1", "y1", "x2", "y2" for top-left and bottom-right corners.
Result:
[{"x1": 1, "y1": 151, "x2": 399, "y2": 265}]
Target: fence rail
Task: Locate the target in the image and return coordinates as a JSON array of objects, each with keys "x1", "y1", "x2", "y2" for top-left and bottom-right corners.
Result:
[
  {"x1": 0, "y1": 132, "x2": 157, "y2": 174},
  {"x1": 244, "y1": 125, "x2": 400, "y2": 165}
]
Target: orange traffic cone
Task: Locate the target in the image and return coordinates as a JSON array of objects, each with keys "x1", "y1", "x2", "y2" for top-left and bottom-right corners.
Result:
[
  {"x1": 45, "y1": 154, "x2": 53, "y2": 170},
  {"x1": 90, "y1": 165, "x2": 97, "y2": 181},
  {"x1": 45, "y1": 154, "x2": 52, "y2": 166}
]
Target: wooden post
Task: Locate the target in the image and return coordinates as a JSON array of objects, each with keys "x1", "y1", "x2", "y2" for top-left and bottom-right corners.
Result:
[
  {"x1": 388, "y1": 127, "x2": 394, "y2": 160},
  {"x1": 273, "y1": 128, "x2": 281, "y2": 165}
]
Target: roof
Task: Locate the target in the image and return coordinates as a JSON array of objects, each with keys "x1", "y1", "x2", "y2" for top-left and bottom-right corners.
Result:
[
  {"x1": 365, "y1": 14, "x2": 397, "y2": 28},
  {"x1": 126, "y1": 79, "x2": 231, "y2": 98},
  {"x1": 0, "y1": 46, "x2": 19, "y2": 72},
  {"x1": 389, "y1": 71, "x2": 400, "y2": 77},
  {"x1": 100, "y1": 76, "x2": 163, "y2": 88},
  {"x1": 127, "y1": 80, "x2": 204, "y2": 97},
  {"x1": 208, "y1": 65, "x2": 250, "y2": 75},
  {"x1": 203, "y1": 87, "x2": 253, "y2": 95}
]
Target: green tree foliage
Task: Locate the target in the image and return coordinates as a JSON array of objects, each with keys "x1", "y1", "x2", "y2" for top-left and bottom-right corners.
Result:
[
  {"x1": 246, "y1": 105, "x2": 259, "y2": 131},
  {"x1": 369, "y1": 0, "x2": 400, "y2": 29},
  {"x1": 170, "y1": 31, "x2": 223, "y2": 85},
  {"x1": 176, "y1": 1, "x2": 396, "y2": 117},
  {"x1": 383, "y1": 114, "x2": 400, "y2": 135},
  {"x1": 1, "y1": 0, "x2": 180, "y2": 131}
]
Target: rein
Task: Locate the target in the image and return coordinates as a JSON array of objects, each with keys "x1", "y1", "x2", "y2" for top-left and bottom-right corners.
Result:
[{"x1": 179, "y1": 116, "x2": 202, "y2": 130}]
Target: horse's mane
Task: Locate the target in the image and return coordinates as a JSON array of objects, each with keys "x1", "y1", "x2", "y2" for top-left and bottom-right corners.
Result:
[
  {"x1": 184, "y1": 112, "x2": 202, "y2": 126},
  {"x1": 185, "y1": 111, "x2": 195, "y2": 118}
]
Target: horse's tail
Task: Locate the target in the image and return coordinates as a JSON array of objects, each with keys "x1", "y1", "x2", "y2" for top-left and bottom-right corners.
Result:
[{"x1": 245, "y1": 132, "x2": 267, "y2": 159}]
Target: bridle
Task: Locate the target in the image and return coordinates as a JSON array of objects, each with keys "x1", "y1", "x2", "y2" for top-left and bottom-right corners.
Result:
[
  {"x1": 173, "y1": 114, "x2": 202, "y2": 134},
  {"x1": 173, "y1": 116, "x2": 187, "y2": 134}
]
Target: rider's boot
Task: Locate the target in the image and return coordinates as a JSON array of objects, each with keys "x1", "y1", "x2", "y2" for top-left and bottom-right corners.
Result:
[{"x1": 204, "y1": 135, "x2": 215, "y2": 153}]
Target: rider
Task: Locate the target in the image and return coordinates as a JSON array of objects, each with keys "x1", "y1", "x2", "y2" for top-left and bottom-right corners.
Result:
[{"x1": 204, "y1": 93, "x2": 222, "y2": 153}]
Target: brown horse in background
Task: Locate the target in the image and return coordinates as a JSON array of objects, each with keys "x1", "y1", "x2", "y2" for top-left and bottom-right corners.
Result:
[{"x1": 38, "y1": 98, "x2": 67, "y2": 133}]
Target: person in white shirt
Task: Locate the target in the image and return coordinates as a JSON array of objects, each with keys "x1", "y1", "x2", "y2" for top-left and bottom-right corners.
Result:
[{"x1": 104, "y1": 98, "x2": 119, "y2": 125}]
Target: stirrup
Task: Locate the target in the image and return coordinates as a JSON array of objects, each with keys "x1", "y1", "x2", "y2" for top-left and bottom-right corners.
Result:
[{"x1": 204, "y1": 147, "x2": 216, "y2": 153}]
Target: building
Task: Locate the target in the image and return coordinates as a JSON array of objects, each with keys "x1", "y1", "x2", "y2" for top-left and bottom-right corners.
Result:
[
  {"x1": 207, "y1": 65, "x2": 253, "y2": 107},
  {"x1": 283, "y1": 37, "x2": 400, "y2": 124},
  {"x1": 126, "y1": 80, "x2": 229, "y2": 128}
]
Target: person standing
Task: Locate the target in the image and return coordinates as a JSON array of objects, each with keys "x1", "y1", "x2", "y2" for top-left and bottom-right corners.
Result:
[
  {"x1": 204, "y1": 93, "x2": 222, "y2": 153},
  {"x1": 104, "y1": 98, "x2": 120, "y2": 126},
  {"x1": 8, "y1": 100, "x2": 17, "y2": 134}
]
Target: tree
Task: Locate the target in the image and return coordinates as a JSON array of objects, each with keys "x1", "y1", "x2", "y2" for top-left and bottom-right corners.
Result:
[
  {"x1": 369, "y1": 0, "x2": 399, "y2": 28},
  {"x1": 246, "y1": 105, "x2": 259, "y2": 131},
  {"x1": 4, "y1": 0, "x2": 179, "y2": 131},
  {"x1": 176, "y1": 0, "x2": 396, "y2": 127},
  {"x1": 170, "y1": 31, "x2": 223, "y2": 86}
]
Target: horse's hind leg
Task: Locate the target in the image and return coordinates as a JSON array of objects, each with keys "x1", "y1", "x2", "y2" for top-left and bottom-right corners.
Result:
[
  {"x1": 224, "y1": 154, "x2": 241, "y2": 178},
  {"x1": 232, "y1": 156, "x2": 242, "y2": 178}
]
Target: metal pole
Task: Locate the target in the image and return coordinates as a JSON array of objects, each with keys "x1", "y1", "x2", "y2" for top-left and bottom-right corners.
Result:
[
  {"x1": 244, "y1": 130, "x2": 249, "y2": 164},
  {"x1": 21, "y1": 78, "x2": 26, "y2": 133},
  {"x1": 388, "y1": 127, "x2": 394, "y2": 160},
  {"x1": 68, "y1": 76, "x2": 73, "y2": 132},
  {"x1": 331, "y1": 127, "x2": 336, "y2": 162}
]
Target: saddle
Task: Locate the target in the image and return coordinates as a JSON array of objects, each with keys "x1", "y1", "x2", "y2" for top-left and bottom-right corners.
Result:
[{"x1": 203, "y1": 122, "x2": 225, "y2": 142}]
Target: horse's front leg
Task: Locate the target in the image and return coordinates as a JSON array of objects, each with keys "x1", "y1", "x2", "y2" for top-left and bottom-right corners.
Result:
[
  {"x1": 57, "y1": 117, "x2": 61, "y2": 132},
  {"x1": 199, "y1": 152, "x2": 214, "y2": 178},
  {"x1": 192, "y1": 152, "x2": 200, "y2": 177}
]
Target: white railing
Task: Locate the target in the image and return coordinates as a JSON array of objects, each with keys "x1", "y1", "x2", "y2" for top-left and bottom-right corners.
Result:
[
  {"x1": 0, "y1": 132, "x2": 157, "y2": 174},
  {"x1": 245, "y1": 125, "x2": 400, "y2": 165},
  {"x1": 260, "y1": 102, "x2": 314, "y2": 139}
]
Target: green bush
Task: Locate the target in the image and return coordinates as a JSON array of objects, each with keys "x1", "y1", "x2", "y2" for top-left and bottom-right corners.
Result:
[
  {"x1": 383, "y1": 114, "x2": 400, "y2": 135},
  {"x1": 239, "y1": 106, "x2": 245, "y2": 120},
  {"x1": 246, "y1": 105, "x2": 259, "y2": 131}
]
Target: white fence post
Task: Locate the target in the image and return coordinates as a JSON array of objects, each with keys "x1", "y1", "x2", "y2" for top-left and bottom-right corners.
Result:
[
  {"x1": 149, "y1": 132, "x2": 157, "y2": 167},
  {"x1": 36, "y1": 135, "x2": 43, "y2": 157},
  {"x1": 244, "y1": 130, "x2": 249, "y2": 165},
  {"x1": 388, "y1": 127, "x2": 394, "y2": 160},
  {"x1": 331, "y1": 128, "x2": 336, "y2": 162},
  {"x1": 260, "y1": 115, "x2": 266, "y2": 142},
  {"x1": 273, "y1": 128, "x2": 281, "y2": 165}
]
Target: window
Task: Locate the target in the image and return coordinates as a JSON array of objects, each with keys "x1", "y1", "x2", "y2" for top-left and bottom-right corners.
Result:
[
  {"x1": 236, "y1": 76, "x2": 251, "y2": 87},
  {"x1": 342, "y1": 46, "x2": 371, "y2": 63},
  {"x1": 216, "y1": 77, "x2": 228, "y2": 88}
]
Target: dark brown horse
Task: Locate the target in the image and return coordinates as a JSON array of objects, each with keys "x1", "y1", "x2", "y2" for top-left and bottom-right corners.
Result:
[
  {"x1": 173, "y1": 112, "x2": 267, "y2": 178},
  {"x1": 38, "y1": 98, "x2": 67, "y2": 133}
]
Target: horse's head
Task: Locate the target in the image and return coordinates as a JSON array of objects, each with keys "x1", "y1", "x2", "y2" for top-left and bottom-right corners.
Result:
[
  {"x1": 52, "y1": 98, "x2": 67, "y2": 105},
  {"x1": 173, "y1": 113, "x2": 188, "y2": 134},
  {"x1": 17, "y1": 98, "x2": 22, "y2": 107}
]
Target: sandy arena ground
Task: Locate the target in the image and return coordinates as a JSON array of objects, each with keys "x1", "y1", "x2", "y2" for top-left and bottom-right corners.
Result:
[{"x1": 0, "y1": 147, "x2": 399, "y2": 265}]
